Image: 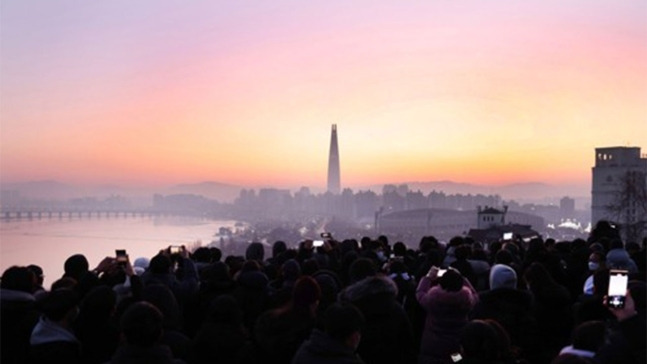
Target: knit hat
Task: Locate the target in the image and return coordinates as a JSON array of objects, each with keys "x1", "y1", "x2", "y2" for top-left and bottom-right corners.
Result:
[
  {"x1": 489, "y1": 264, "x2": 517, "y2": 290},
  {"x1": 292, "y1": 276, "x2": 321, "y2": 307},
  {"x1": 133, "y1": 257, "x2": 150, "y2": 276}
]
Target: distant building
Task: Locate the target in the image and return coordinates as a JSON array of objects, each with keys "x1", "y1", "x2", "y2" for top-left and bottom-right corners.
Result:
[
  {"x1": 591, "y1": 146, "x2": 647, "y2": 225},
  {"x1": 378, "y1": 206, "x2": 542, "y2": 245},
  {"x1": 327, "y1": 124, "x2": 341, "y2": 194},
  {"x1": 560, "y1": 196, "x2": 575, "y2": 220},
  {"x1": 468, "y1": 206, "x2": 540, "y2": 247}
]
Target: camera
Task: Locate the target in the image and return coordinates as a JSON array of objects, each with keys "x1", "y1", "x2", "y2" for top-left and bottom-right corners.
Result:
[
  {"x1": 313, "y1": 240, "x2": 325, "y2": 247},
  {"x1": 169, "y1": 245, "x2": 182, "y2": 255}
]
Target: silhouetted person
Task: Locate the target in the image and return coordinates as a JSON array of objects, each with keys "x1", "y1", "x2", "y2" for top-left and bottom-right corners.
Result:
[
  {"x1": 1, "y1": 266, "x2": 40, "y2": 364},
  {"x1": 30, "y1": 288, "x2": 82, "y2": 364},
  {"x1": 417, "y1": 267, "x2": 478, "y2": 364},
  {"x1": 292, "y1": 302, "x2": 366, "y2": 364},
  {"x1": 110, "y1": 301, "x2": 183, "y2": 364},
  {"x1": 255, "y1": 276, "x2": 322, "y2": 363}
]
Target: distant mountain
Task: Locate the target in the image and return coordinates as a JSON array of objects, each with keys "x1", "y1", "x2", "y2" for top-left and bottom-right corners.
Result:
[
  {"x1": 1, "y1": 180, "x2": 80, "y2": 200},
  {"x1": 166, "y1": 181, "x2": 243, "y2": 203},
  {"x1": 364, "y1": 180, "x2": 589, "y2": 204}
]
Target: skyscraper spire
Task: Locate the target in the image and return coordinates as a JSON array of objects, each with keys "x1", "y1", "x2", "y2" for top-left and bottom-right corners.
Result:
[{"x1": 327, "y1": 124, "x2": 341, "y2": 194}]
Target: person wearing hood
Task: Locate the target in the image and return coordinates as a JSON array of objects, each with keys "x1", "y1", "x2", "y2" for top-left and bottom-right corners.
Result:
[
  {"x1": 338, "y1": 258, "x2": 416, "y2": 364},
  {"x1": 416, "y1": 267, "x2": 478, "y2": 364}
]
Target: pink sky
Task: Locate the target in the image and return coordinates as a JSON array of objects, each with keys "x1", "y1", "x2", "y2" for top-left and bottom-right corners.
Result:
[{"x1": 1, "y1": 1, "x2": 646, "y2": 191}]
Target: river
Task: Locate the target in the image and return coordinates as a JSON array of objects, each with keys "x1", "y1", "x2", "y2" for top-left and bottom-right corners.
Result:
[{"x1": 0, "y1": 216, "x2": 238, "y2": 288}]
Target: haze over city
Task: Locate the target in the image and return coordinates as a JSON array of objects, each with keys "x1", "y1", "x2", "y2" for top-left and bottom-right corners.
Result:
[{"x1": 1, "y1": 1, "x2": 646, "y2": 197}]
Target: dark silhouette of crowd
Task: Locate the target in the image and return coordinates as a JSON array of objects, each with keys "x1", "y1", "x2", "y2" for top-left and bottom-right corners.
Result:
[{"x1": 1, "y1": 220, "x2": 645, "y2": 364}]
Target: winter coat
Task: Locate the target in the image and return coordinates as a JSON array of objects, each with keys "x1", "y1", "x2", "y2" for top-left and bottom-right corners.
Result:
[
  {"x1": 339, "y1": 275, "x2": 417, "y2": 364},
  {"x1": 470, "y1": 288, "x2": 542, "y2": 362},
  {"x1": 29, "y1": 316, "x2": 82, "y2": 364},
  {"x1": 416, "y1": 276, "x2": 478, "y2": 364},
  {"x1": 110, "y1": 343, "x2": 185, "y2": 364},
  {"x1": 254, "y1": 307, "x2": 317, "y2": 364},
  {"x1": 291, "y1": 329, "x2": 364, "y2": 364},
  {"x1": 0, "y1": 288, "x2": 40, "y2": 364}
]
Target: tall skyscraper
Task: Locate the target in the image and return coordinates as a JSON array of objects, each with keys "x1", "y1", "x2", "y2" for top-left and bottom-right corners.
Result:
[
  {"x1": 591, "y1": 146, "x2": 647, "y2": 226},
  {"x1": 327, "y1": 124, "x2": 341, "y2": 194}
]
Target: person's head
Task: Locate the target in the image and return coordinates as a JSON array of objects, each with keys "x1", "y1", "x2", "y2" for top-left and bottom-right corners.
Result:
[
  {"x1": 63, "y1": 254, "x2": 89, "y2": 280},
  {"x1": 323, "y1": 302, "x2": 365, "y2": 350},
  {"x1": 1, "y1": 266, "x2": 36, "y2": 293},
  {"x1": 50, "y1": 277, "x2": 78, "y2": 291},
  {"x1": 282, "y1": 259, "x2": 301, "y2": 281},
  {"x1": 523, "y1": 262, "x2": 553, "y2": 290},
  {"x1": 571, "y1": 321, "x2": 605, "y2": 352},
  {"x1": 27, "y1": 265, "x2": 44, "y2": 287},
  {"x1": 149, "y1": 254, "x2": 171, "y2": 274},
  {"x1": 245, "y1": 242, "x2": 265, "y2": 262},
  {"x1": 206, "y1": 294, "x2": 242, "y2": 326},
  {"x1": 489, "y1": 264, "x2": 517, "y2": 290},
  {"x1": 494, "y1": 249, "x2": 514, "y2": 265},
  {"x1": 120, "y1": 301, "x2": 164, "y2": 347},
  {"x1": 454, "y1": 244, "x2": 472, "y2": 261},
  {"x1": 192, "y1": 247, "x2": 212, "y2": 263},
  {"x1": 292, "y1": 276, "x2": 321, "y2": 310},
  {"x1": 393, "y1": 242, "x2": 407, "y2": 256},
  {"x1": 588, "y1": 252, "x2": 605, "y2": 271},
  {"x1": 272, "y1": 240, "x2": 287, "y2": 258},
  {"x1": 141, "y1": 284, "x2": 181, "y2": 329},
  {"x1": 79, "y1": 285, "x2": 116, "y2": 321},
  {"x1": 460, "y1": 319, "x2": 512, "y2": 361},
  {"x1": 439, "y1": 269, "x2": 463, "y2": 292},
  {"x1": 348, "y1": 258, "x2": 376, "y2": 284},
  {"x1": 38, "y1": 288, "x2": 79, "y2": 324}
]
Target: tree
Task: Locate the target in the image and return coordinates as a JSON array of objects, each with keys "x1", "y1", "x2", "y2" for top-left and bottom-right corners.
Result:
[{"x1": 606, "y1": 170, "x2": 647, "y2": 243}]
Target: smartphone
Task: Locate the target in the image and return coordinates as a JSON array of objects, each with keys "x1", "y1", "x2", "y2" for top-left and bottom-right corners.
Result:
[
  {"x1": 503, "y1": 232, "x2": 513, "y2": 240},
  {"x1": 115, "y1": 249, "x2": 127, "y2": 265},
  {"x1": 608, "y1": 269, "x2": 629, "y2": 309},
  {"x1": 437, "y1": 268, "x2": 447, "y2": 277},
  {"x1": 313, "y1": 240, "x2": 325, "y2": 247},
  {"x1": 169, "y1": 245, "x2": 182, "y2": 254},
  {"x1": 450, "y1": 353, "x2": 463, "y2": 363},
  {"x1": 321, "y1": 232, "x2": 332, "y2": 239}
]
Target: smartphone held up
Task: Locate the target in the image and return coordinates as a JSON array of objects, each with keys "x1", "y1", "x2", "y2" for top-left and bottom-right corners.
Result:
[{"x1": 607, "y1": 269, "x2": 629, "y2": 309}]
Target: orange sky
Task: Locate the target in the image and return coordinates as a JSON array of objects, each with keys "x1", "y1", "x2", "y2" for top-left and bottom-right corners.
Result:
[{"x1": 1, "y1": 1, "x2": 646, "y2": 192}]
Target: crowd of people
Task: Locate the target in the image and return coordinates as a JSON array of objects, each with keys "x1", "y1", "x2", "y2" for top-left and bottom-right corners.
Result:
[{"x1": 1, "y1": 220, "x2": 645, "y2": 364}]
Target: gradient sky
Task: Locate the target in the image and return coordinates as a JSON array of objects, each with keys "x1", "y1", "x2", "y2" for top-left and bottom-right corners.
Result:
[{"x1": 1, "y1": 1, "x2": 646, "y2": 191}]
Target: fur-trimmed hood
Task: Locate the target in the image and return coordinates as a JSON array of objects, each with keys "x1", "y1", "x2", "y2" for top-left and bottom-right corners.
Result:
[{"x1": 339, "y1": 275, "x2": 398, "y2": 303}]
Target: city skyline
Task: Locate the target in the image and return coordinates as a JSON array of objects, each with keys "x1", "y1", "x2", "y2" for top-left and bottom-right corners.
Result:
[{"x1": 1, "y1": 2, "x2": 646, "y2": 191}]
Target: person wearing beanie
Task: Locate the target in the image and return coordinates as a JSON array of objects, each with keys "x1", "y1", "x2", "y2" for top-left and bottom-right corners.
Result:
[
  {"x1": 339, "y1": 259, "x2": 416, "y2": 364},
  {"x1": 473, "y1": 263, "x2": 539, "y2": 363},
  {"x1": 255, "y1": 276, "x2": 322, "y2": 363},
  {"x1": 606, "y1": 241, "x2": 638, "y2": 274},
  {"x1": 489, "y1": 264, "x2": 518, "y2": 290}
]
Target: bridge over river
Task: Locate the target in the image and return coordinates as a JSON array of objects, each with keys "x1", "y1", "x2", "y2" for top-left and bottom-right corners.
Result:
[{"x1": 0, "y1": 208, "x2": 209, "y2": 220}]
